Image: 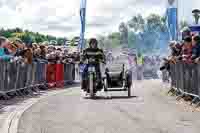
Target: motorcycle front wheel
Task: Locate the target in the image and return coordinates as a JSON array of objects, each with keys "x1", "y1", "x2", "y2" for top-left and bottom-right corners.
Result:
[{"x1": 89, "y1": 73, "x2": 95, "y2": 98}]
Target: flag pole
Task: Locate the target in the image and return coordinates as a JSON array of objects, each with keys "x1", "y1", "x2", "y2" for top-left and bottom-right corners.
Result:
[
  {"x1": 80, "y1": 0, "x2": 87, "y2": 53},
  {"x1": 176, "y1": 0, "x2": 179, "y2": 41}
]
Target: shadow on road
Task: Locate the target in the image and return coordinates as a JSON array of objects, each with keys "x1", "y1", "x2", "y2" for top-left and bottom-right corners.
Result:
[
  {"x1": 0, "y1": 94, "x2": 41, "y2": 114},
  {"x1": 88, "y1": 96, "x2": 138, "y2": 100},
  {"x1": 0, "y1": 82, "x2": 80, "y2": 114}
]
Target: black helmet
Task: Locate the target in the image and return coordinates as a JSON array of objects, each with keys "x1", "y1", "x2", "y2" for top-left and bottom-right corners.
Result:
[
  {"x1": 181, "y1": 27, "x2": 191, "y2": 40},
  {"x1": 193, "y1": 35, "x2": 200, "y2": 43},
  {"x1": 184, "y1": 36, "x2": 192, "y2": 42},
  {"x1": 89, "y1": 38, "x2": 98, "y2": 47}
]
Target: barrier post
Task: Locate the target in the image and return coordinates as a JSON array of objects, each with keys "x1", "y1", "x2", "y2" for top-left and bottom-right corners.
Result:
[
  {"x1": 46, "y1": 63, "x2": 56, "y2": 88},
  {"x1": 0, "y1": 60, "x2": 6, "y2": 97},
  {"x1": 55, "y1": 62, "x2": 64, "y2": 88}
]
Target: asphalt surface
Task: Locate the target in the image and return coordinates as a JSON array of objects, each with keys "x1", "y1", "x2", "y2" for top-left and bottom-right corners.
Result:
[{"x1": 18, "y1": 80, "x2": 200, "y2": 133}]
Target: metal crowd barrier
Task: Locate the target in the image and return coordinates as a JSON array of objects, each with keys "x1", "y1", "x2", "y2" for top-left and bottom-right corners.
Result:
[
  {"x1": 0, "y1": 59, "x2": 76, "y2": 98},
  {"x1": 75, "y1": 64, "x2": 80, "y2": 81},
  {"x1": 170, "y1": 62, "x2": 200, "y2": 98},
  {"x1": 63, "y1": 63, "x2": 75, "y2": 85},
  {"x1": 161, "y1": 69, "x2": 170, "y2": 83}
]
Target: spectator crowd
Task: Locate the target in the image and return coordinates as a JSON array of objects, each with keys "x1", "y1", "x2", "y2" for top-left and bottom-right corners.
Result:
[
  {"x1": 0, "y1": 36, "x2": 80, "y2": 64},
  {"x1": 160, "y1": 28, "x2": 200, "y2": 72}
]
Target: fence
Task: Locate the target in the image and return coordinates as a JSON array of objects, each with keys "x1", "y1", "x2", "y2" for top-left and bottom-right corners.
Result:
[
  {"x1": 0, "y1": 59, "x2": 75, "y2": 98},
  {"x1": 161, "y1": 69, "x2": 170, "y2": 83},
  {"x1": 170, "y1": 61, "x2": 200, "y2": 98}
]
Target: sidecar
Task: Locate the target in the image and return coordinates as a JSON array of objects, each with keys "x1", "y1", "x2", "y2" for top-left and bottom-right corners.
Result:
[{"x1": 103, "y1": 61, "x2": 132, "y2": 97}]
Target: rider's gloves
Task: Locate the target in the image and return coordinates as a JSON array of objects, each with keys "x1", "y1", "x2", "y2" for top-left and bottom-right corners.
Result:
[{"x1": 89, "y1": 58, "x2": 95, "y2": 63}]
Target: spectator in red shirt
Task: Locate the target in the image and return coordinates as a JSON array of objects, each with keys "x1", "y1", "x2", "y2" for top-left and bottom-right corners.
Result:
[{"x1": 182, "y1": 36, "x2": 193, "y2": 63}]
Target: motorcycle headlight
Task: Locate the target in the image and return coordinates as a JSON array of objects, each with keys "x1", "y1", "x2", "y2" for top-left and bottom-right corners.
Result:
[{"x1": 88, "y1": 67, "x2": 95, "y2": 72}]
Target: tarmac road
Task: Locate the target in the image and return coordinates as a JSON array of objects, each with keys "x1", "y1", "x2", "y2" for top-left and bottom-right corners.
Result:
[{"x1": 18, "y1": 80, "x2": 200, "y2": 133}]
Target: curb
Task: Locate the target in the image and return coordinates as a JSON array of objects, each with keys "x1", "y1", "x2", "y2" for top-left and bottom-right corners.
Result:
[{"x1": 1, "y1": 89, "x2": 73, "y2": 133}]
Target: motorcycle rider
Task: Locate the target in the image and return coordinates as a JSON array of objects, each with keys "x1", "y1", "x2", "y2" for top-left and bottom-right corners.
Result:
[{"x1": 80, "y1": 38, "x2": 106, "y2": 95}]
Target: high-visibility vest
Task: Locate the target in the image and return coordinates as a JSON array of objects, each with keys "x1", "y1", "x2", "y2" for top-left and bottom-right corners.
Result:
[{"x1": 137, "y1": 56, "x2": 144, "y2": 65}]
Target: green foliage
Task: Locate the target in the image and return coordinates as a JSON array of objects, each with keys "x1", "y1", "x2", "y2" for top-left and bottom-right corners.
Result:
[
  {"x1": 98, "y1": 13, "x2": 170, "y2": 55},
  {"x1": 128, "y1": 14, "x2": 145, "y2": 32},
  {"x1": 180, "y1": 20, "x2": 189, "y2": 30},
  {"x1": 146, "y1": 14, "x2": 163, "y2": 31},
  {"x1": 108, "y1": 32, "x2": 120, "y2": 40},
  {"x1": 0, "y1": 28, "x2": 66, "y2": 45},
  {"x1": 57, "y1": 38, "x2": 66, "y2": 46},
  {"x1": 127, "y1": 31, "x2": 137, "y2": 49}
]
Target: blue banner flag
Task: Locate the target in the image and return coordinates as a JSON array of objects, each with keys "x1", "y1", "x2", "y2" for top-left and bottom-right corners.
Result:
[
  {"x1": 79, "y1": 0, "x2": 87, "y2": 51},
  {"x1": 167, "y1": 8, "x2": 178, "y2": 40},
  {"x1": 166, "y1": 0, "x2": 178, "y2": 41},
  {"x1": 80, "y1": 0, "x2": 86, "y2": 9}
]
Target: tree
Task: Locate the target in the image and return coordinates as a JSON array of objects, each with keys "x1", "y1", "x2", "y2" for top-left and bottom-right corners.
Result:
[
  {"x1": 46, "y1": 35, "x2": 56, "y2": 41},
  {"x1": 0, "y1": 28, "x2": 70, "y2": 45},
  {"x1": 35, "y1": 35, "x2": 44, "y2": 43},
  {"x1": 57, "y1": 38, "x2": 65, "y2": 45},
  {"x1": 98, "y1": 36, "x2": 106, "y2": 49},
  {"x1": 127, "y1": 31, "x2": 136, "y2": 49},
  {"x1": 128, "y1": 15, "x2": 145, "y2": 32},
  {"x1": 13, "y1": 28, "x2": 23, "y2": 33},
  {"x1": 108, "y1": 32, "x2": 120, "y2": 40},
  {"x1": 97, "y1": 33, "x2": 121, "y2": 50},
  {"x1": 109, "y1": 33, "x2": 121, "y2": 48},
  {"x1": 146, "y1": 14, "x2": 163, "y2": 32},
  {"x1": 119, "y1": 22, "x2": 128, "y2": 45},
  {"x1": 1, "y1": 29, "x2": 12, "y2": 38},
  {"x1": 180, "y1": 20, "x2": 189, "y2": 30},
  {"x1": 21, "y1": 33, "x2": 34, "y2": 44},
  {"x1": 97, "y1": 13, "x2": 169, "y2": 54},
  {"x1": 127, "y1": 13, "x2": 169, "y2": 54}
]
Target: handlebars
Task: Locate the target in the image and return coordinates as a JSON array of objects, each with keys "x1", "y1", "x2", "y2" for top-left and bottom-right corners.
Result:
[{"x1": 81, "y1": 58, "x2": 106, "y2": 65}]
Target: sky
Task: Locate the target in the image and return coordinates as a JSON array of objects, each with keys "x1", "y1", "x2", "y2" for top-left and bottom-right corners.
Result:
[{"x1": 0, "y1": 0, "x2": 199, "y2": 38}]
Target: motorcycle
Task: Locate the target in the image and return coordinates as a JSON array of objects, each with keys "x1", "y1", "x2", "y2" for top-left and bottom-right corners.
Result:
[{"x1": 82, "y1": 58, "x2": 105, "y2": 98}]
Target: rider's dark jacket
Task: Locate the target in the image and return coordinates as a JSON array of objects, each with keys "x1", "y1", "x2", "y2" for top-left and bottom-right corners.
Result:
[
  {"x1": 80, "y1": 47, "x2": 105, "y2": 91},
  {"x1": 81, "y1": 48, "x2": 106, "y2": 64}
]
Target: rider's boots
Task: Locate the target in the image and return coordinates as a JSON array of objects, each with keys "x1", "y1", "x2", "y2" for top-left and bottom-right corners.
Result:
[{"x1": 81, "y1": 80, "x2": 87, "y2": 91}]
